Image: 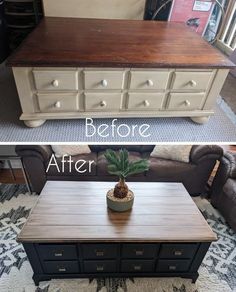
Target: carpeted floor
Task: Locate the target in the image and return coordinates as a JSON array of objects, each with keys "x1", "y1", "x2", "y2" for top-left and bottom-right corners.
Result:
[
  {"x1": 0, "y1": 184, "x2": 236, "y2": 292},
  {"x1": 1, "y1": 63, "x2": 236, "y2": 142}
]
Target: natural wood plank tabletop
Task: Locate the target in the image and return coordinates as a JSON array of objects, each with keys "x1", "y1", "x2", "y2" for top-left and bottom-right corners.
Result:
[
  {"x1": 7, "y1": 17, "x2": 235, "y2": 68},
  {"x1": 18, "y1": 181, "x2": 217, "y2": 243}
]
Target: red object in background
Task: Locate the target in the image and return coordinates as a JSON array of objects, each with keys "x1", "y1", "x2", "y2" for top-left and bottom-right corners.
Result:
[{"x1": 169, "y1": 0, "x2": 214, "y2": 35}]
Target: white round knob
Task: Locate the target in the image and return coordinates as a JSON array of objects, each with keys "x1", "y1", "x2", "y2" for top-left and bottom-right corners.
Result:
[
  {"x1": 147, "y1": 79, "x2": 154, "y2": 87},
  {"x1": 54, "y1": 101, "x2": 61, "y2": 108},
  {"x1": 101, "y1": 79, "x2": 108, "y2": 87},
  {"x1": 190, "y1": 80, "x2": 197, "y2": 87},
  {"x1": 52, "y1": 80, "x2": 59, "y2": 87},
  {"x1": 100, "y1": 101, "x2": 107, "y2": 107},
  {"x1": 185, "y1": 100, "x2": 191, "y2": 107},
  {"x1": 143, "y1": 100, "x2": 150, "y2": 107}
]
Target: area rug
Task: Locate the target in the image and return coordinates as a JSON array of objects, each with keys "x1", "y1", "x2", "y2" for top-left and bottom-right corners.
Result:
[
  {"x1": 1, "y1": 63, "x2": 236, "y2": 142},
  {"x1": 0, "y1": 184, "x2": 236, "y2": 292}
]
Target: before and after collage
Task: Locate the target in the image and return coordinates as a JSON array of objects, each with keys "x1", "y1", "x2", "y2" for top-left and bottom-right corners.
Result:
[{"x1": 0, "y1": 0, "x2": 236, "y2": 291}]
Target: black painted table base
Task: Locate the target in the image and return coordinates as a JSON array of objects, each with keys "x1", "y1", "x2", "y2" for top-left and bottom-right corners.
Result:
[{"x1": 23, "y1": 242, "x2": 210, "y2": 285}]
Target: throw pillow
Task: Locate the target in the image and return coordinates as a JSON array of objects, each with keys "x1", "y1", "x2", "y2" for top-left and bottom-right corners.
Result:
[
  {"x1": 150, "y1": 145, "x2": 192, "y2": 163},
  {"x1": 51, "y1": 145, "x2": 91, "y2": 157}
]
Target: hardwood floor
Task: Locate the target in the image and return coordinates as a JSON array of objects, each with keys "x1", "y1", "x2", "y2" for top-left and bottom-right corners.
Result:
[{"x1": 0, "y1": 168, "x2": 25, "y2": 184}]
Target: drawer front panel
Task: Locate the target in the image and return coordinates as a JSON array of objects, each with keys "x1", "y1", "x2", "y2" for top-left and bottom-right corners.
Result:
[
  {"x1": 33, "y1": 70, "x2": 78, "y2": 91},
  {"x1": 38, "y1": 93, "x2": 78, "y2": 112},
  {"x1": 85, "y1": 93, "x2": 122, "y2": 111},
  {"x1": 81, "y1": 244, "x2": 118, "y2": 259},
  {"x1": 167, "y1": 93, "x2": 205, "y2": 110},
  {"x1": 172, "y1": 71, "x2": 213, "y2": 91},
  {"x1": 38, "y1": 244, "x2": 77, "y2": 260},
  {"x1": 83, "y1": 260, "x2": 117, "y2": 273},
  {"x1": 121, "y1": 260, "x2": 154, "y2": 273},
  {"x1": 122, "y1": 244, "x2": 158, "y2": 259},
  {"x1": 84, "y1": 71, "x2": 125, "y2": 90},
  {"x1": 159, "y1": 244, "x2": 198, "y2": 259},
  {"x1": 43, "y1": 260, "x2": 79, "y2": 274},
  {"x1": 127, "y1": 93, "x2": 165, "y2": 110},
  {"x1": 156, "y1": 259, "x2": 191, "y2": 272},
  {"x1": 129, "y1": 70, "x2": 170, "y2": 90}
]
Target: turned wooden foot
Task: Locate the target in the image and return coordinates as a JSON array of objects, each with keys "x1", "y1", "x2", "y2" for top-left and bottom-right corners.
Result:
[
  {"x1": 23, "y1": 120, "x2": 46, "y2": 128},
  {"x1": 190, "y1": 116, "x2": 210, "y2": 124}
]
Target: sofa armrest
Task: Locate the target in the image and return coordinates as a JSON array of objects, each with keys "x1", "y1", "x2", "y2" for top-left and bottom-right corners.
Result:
[
  {"x1": 15, "y1": 145, "x2": 52, "y2": 164},
  {"x1": 211, "y1": 151, "x2": 236, "y2": 205},
  {"x1": 15, "y1": 145, "x2": 53, "y2": 194},
  {"x1": 190, "y1": 145, "x2": 223, "y2": 164}
]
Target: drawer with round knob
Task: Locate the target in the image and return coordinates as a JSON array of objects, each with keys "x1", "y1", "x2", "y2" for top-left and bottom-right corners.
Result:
[
  {"x1": 171, "y1": 71, "x2": 213, "y2": 91},
  {"x1": 37, "y1": 244, "x2": 78, "y2": 260},
  {"x1": 129, "y1": 70, "x2": 170, "y2": 90},
  {"x1": 156, "y1": 259, "x2": 191, "y2": 272},
  {"x1": 83, "y1": 260, "x2": 118, "y2": 273},
  {"x1": 159, "y1": 243, "x2": 198, "y2": 259},
  {"x1": 33, "y1": 69, "x2": 79, "y2": 91},
  {"x1": 127, "y1": 93, "x2": 165, "y2": 110},
  {"x1": 167, "y1": 93, "x2": 205, "y2": 110},
  {"x1": 85, "y1": 93, "x2": 122, "y2": 111},
  {"x1": 37, "y1": 93, "x2": 78, "y2": 112},
  {"x1": 42, "y1": 260, "x2": 79, "y2": 274},
  {"x1": 84, "y1": 70, "x2": 125, "y2": 90},
  {"x1": 121, "y1": 260, "x2": 155, "y2": 273}
]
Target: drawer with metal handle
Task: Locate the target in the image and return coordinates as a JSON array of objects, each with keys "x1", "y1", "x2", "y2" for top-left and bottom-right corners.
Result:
[
  {"x1": 121, "y1": 260, "x2": 155, "y2": 273},
  {"x1": 171, "y1": 71, "x2": 213, "y2": 91},
  {"x1": 84, "y1": 70, "x2": 125, "y2": 90},
  {"x1": 84, "y1": 93, "x2": 122, "y2": 111},
  {"x1": 129, "y1": 70, "x2": 170, "y2": 90},
  {"x1": 156, "y1": 259, "x2": 191, "y2": 272},
  {"x1": 33, "y1": 69, "x2": 79, "y2": 91},
  {"x1": 42, "y1": 261, "x2": 79, "y2": 274},
  {"x1": 167, "y1": 93, "x2": 205, "y2": 110},
  {"x1": 159, "y1": 243, "x2": 199, "y2": 259},
  {"x1": 37, "y1": 93, "x2": 79, "y2": 112},
  {"x1": 83, "y1": 260, "x2": 117, "y2": 273},
  {"x1": 122, "y1": 244, "x2": 159, "y2": 258},
  {"x1": 37, "y1": 244, "x2": 78, "y2": 260},
  {"x1": 81, "y1": 244, "x2": 118, "y2": 259}
]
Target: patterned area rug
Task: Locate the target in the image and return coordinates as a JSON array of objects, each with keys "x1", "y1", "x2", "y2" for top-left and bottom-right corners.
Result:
[{"x1": 0, "y1": 184, "x2": 236, "y2": 292}]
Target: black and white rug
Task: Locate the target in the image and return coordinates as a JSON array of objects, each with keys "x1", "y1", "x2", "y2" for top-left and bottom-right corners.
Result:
[{"x1": 0, "y1": 184, "x2": 236, "y2": 292}]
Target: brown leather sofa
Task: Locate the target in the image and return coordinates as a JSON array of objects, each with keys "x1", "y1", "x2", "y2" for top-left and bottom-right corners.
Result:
[
  {"x1": 16, "y1": 145, "x2": 223, "y2": 196},
  {"x1": 211, "y1": 151, "x2": 236, "y2": 231}
]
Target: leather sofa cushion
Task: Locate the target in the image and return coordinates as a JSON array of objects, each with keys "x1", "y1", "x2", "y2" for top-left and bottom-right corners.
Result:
[
  {"x1": 89, "y1": 145, "x2": 155, "y2": 153},
  {"x1": 97, "y1": 151, "x2": 145, "y2": 177},
  {"x1": 46, "y1": 152, "x2": 97, "y2": 176},
  {"x1": 146, "y1": 157, "x2": 195, "y2": 179}
]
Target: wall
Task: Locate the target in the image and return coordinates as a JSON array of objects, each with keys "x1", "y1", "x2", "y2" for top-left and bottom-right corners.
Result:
[{"x1": 43, "y1": 0, "x2": 146, "y2": 20}]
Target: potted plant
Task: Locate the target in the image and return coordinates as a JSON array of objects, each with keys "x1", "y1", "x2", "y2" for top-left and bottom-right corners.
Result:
[{"x1": 104, "y1": 148, "x2": 149, "y2": 212}]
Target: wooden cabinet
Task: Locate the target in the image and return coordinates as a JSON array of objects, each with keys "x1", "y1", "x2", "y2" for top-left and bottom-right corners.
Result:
[{"x1": 7, "y1": 18, "x2": 235, "y2": 127}]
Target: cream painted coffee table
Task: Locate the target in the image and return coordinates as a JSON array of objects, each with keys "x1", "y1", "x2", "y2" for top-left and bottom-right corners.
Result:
[{"x1": 7, "y1": 18, "x2": 235, "y2": 127}]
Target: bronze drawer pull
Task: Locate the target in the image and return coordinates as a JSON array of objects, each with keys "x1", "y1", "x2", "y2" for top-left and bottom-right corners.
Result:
[
  {"x1": 169, "y1": 265, "x2": 176, "y2": 270},
  {"x1": 54, "y1": 252, "x2": 63, "y2": 257},
  {"x1": 96, "y1": 266, "x2": 104, "y2": 271},
  {"x1": 135, "y1": 250, "x2": 144, "y2": 256},
  {"x1": 134, "y1": 265, "x2": 142, "y2": 271},
  {"x1": 58, "y1": 267, "x2": 66, "y2": 272},
  {"x1": 174, "y1": 251, "x2": 182, "y2": 256},
  {"x1": 96, "y1": 251, "x2": 104, "y2": 256}
]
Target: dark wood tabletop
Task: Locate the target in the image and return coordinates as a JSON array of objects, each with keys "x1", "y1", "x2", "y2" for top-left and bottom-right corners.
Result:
[
  {"x1": 17, "y1": 181, "x2": 217, "y2": 243},
  {"x1": 7, "y1": 17, "x2": 235, "y2": 68}
]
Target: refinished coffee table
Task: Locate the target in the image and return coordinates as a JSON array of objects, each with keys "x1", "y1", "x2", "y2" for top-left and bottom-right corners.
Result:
[
  {"x1": 18, "y1": 181, "x2": 217, "y2": 284},
  {"x1": 7, "y1": 17, "x2": 235, "y2": 127}
]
